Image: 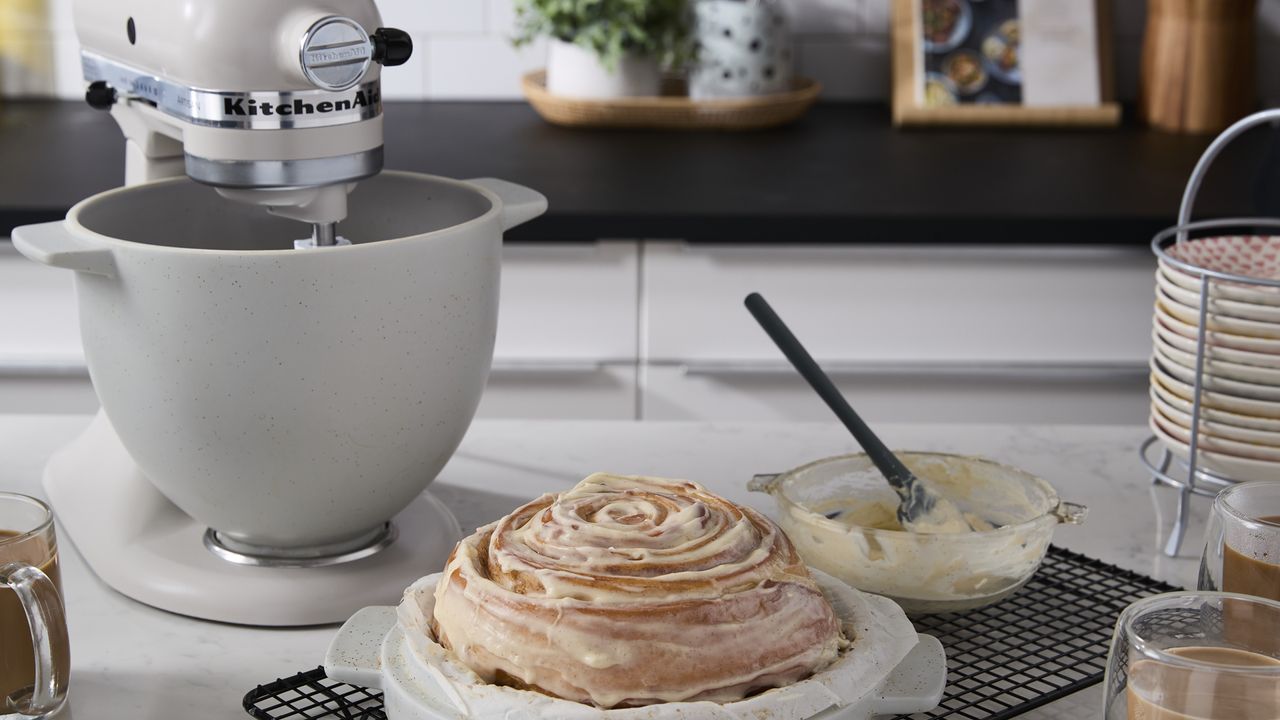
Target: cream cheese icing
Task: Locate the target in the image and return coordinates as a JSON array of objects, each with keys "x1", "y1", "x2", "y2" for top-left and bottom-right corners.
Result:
[{"x1": 429, "y1": 473, "x2": 845, "y2": 708}]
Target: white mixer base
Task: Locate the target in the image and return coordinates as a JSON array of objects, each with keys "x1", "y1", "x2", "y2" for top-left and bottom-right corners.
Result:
[{"x1": 44, "y1": 411, "x2": 462, "y2": 626}]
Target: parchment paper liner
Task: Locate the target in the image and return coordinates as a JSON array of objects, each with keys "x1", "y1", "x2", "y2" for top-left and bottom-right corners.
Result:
[{"x1": 396, "y1": 569, "x2": 919, "y2": 720}]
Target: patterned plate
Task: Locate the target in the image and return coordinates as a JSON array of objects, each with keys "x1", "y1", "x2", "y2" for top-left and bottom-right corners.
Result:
[{"x1": 1166, "y1": 236, "x2": 1280, "y2": 285}]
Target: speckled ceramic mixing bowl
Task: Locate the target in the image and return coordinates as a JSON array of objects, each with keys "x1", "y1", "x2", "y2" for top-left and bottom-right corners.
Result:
[
  {"x1": 13, "y1": 173, "x2": 546, "y2": 550},
  {"x1": 751, "y1": 452, "x2": 1087, "y2": 614}
]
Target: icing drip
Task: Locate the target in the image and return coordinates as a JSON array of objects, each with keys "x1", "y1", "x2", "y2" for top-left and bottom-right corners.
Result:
[{"x1": 430, "y1": 473, "x2": 843, "y2": 709}]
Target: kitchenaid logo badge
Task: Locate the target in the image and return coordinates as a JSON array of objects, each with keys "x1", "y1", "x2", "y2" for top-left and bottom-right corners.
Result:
[{"x1": 222, "y1": 88, "x2": 379, "y2": 118}]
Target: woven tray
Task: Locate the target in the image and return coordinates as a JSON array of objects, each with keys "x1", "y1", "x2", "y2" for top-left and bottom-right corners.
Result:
[{"x1": 521, "y1": 71, "x2": 822, "y2": 130}]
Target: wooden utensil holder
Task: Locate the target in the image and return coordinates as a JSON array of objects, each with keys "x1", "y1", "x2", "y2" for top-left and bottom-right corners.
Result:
[{"x1": 1140, "y1": 0, "x2": 1257, "y2": 134}]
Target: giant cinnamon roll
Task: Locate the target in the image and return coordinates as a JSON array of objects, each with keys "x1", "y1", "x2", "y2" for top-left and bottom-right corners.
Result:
[{"x1": 430, "y1": 473, "x2": 844, "y2": 709}]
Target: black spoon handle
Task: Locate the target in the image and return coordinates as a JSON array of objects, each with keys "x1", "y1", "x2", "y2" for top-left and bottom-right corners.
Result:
[{"x1": 744, "y1": 292, "x2": 913, "y2": 493}]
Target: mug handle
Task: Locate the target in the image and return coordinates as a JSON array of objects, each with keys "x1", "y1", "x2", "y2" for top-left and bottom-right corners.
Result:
[{"x1": 0, "y1": 562, "x2": 70, "y2": 717}]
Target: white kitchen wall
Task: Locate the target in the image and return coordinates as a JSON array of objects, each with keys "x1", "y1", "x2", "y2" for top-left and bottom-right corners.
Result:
[{"x1": 1, "y1": 1, "x2": 1279, "y2": 103}]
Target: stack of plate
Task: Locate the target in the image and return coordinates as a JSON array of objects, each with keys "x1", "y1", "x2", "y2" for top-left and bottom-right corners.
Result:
[{"x1": 1151, "y1": 236, "x2": 1280, "y2": 482}]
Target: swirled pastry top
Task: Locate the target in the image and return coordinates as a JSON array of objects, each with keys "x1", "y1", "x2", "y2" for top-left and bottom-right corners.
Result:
[{"x1": 430, "y1": 473, "x2": 844, "y2": 708}]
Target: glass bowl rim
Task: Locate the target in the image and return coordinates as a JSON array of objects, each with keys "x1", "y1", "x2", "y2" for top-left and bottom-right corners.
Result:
[{"x1": 762, "y1": 451, "x2": 1066, "y2": 539}]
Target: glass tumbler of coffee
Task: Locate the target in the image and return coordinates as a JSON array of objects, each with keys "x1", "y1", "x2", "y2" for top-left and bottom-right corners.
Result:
[
  {"x1": 0, "y1": 492, "x2": 69, "y2": 718},
  {"x1": 1199, "y1": 481, "x2": 1280, "y2": 601},
  {"x1": 1103, "y1": 592, "x2": 1280, "y2": 719}
]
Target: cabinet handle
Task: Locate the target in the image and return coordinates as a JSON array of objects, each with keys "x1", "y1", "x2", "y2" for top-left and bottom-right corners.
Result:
[
  {"x1": 669, "y1": 241, "x2": 1149, "y2": 262},
  {"x1": 679, "y1": 360, "x2": 1148, "y2": 382},
  {"x1": 0, "y1": 359, "x2": 611, "y2": 379},
  {"x1": 489, "y1": 360, "x2": 605, "y2": 377},
  {"x1": 0, "y1": 360, "x2": 89, "y2": 377}
]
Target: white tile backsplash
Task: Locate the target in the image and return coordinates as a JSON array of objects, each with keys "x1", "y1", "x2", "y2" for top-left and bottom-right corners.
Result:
[
  {"x1": 425, "y1": 35, "x2": 546, "y2": 99},
  {"x1": 3, "y1": 0, "x2": 1277, "y2": 105},
  {"x1": 487, "y1": 0, "x2": 522, "y2": 38},
  {"x1": 378, "y1": 0, "x2": 485, "y2": 34},
  {"x1": 381, "y1": 51, "x2": 430, "y2": 100},
  {"x1": 858, "y1": 0, "x2": 892, "y2": 36},
  {"x1": 781, "y1": 0, "x2": 863, "y2": 35}
]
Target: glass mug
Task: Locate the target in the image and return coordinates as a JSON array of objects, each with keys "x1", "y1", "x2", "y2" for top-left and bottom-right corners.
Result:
[
  {"x1": 1199, "y1": 481, "x2": 1280, "y2": 602},
  {"x1": 0, "y1": 493, "x2": 69, "y2": 719},
  {"x1": 1103, "y1": 592, "x2": 1280, "y2": 719}
]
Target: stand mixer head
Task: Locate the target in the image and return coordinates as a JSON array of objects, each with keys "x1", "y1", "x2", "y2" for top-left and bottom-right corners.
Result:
[{"x1": 75, "y1": 0, "x2": 413, "y2": 243}]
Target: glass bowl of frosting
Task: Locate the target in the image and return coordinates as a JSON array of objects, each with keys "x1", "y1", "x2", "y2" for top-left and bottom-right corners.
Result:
[{"x1": 749, "y1": 452, "x2": 1087, "y2": 615}]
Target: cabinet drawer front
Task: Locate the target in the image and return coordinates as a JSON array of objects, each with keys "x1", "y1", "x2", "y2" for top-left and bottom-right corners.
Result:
[
  {"x1": 0, "y1": 376, "x2": 98, "y2": 414},
  {"x1": 641, "y1": 365, "x2": 1146, "y2": 425},
  {"x1": 478, "y1": 364, "x2": 635, "y2": 420},
  {"x1": 0, "y1": 245, "x2": 83, "y2": 365},
  {"x1": 495, "y1": 241, "x2": 638, "y2": 362},
  {"x1": 643, "y1": 243, "x2": 1156, "y2": 363}
]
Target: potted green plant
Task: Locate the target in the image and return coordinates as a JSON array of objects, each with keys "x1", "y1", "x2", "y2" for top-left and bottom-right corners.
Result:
[{"x1": 513, "y1": 0, "x2": 690, "y2": 99}]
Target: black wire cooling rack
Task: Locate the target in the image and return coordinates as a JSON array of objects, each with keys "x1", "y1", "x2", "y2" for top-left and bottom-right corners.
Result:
[{"x1": 243, "y1": 546, "x2": 1178, "y2": 720}]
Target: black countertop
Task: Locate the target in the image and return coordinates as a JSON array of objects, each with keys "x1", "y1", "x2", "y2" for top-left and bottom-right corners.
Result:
[{"x1": 1, "y1": 100, "x2": 1274, "y2": 243}]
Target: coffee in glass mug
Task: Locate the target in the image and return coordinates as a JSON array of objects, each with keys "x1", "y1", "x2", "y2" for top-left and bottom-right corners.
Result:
[
  {"x1": 0, "y1": 492, "x2": 70, "y2": 718},
  {"x1": 1104, "y1": 592, "x2": 1280, "y2": 720}
]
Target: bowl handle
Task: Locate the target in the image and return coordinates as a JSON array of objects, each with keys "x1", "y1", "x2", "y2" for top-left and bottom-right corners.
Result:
[
  {"x1": 1054, "y1": 501, "x2": 1088, "y2": 525},
  {"x1": 748, "y1": 473, "x2": 781, "y2": 494},
  {"x1": 467, "y1": 177, "x2": 548, "y2": 231},
  {"x1": 864, "y1": 634, "x2": 947, "y2": 715},
  {"x1": 324, "y1": 605, "x2": 397, "y2": 690},
  {"x1": 12, "y1": 221, "x2": 116, "y2": 277}
]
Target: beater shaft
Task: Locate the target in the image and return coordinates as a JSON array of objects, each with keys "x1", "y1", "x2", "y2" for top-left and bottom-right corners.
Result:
[{"x1": 312, "y1": 222, "x2": 338, "y2": 247}]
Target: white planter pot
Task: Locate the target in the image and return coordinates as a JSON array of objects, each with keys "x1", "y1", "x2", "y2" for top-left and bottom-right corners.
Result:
[
  {"x1": 11, "y1": 173, "x2": 546, "y2": 550},
  {"x1": 546, "y1": 38, "x2": 661, "y2": 99}
]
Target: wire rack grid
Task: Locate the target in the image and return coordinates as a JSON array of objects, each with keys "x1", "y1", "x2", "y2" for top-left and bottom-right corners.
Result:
[{"x1": 244, "y1": 546, "x2": 1177, "y2": 720}]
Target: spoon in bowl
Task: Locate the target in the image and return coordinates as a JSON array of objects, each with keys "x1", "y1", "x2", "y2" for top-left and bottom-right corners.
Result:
[{"x1": 744, "y1": 292, "x2": 976, "y2": 533}]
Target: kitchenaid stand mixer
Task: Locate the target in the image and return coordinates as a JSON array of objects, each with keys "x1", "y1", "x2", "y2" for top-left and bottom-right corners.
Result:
[{"x1": 10, "y1": 0, "x2": 546, "y2": 626}]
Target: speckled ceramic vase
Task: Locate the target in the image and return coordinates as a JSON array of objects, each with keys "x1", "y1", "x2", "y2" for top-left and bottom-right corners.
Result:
[
  {"x1": 690, "y1": 0, "x2": 793, "y2": 100},
  {"x1": 12, "y1": 173, "x2": 546, "y2": 550}
]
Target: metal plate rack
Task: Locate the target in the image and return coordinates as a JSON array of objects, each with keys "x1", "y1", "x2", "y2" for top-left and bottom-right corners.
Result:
[{"x1": 1140, "y1": 108, "x2": 1280, "y2": 556}]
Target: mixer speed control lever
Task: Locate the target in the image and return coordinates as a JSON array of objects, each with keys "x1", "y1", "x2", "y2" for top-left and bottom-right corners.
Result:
[
  {"x1": 372, "y1": 28, "x2": 413, "y2": 66},
  {"x1": 85, "y1": 81, "x2": 117, "y2": 111}
]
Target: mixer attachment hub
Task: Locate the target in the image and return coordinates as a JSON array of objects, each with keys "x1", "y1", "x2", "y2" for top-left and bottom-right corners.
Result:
[{"x1": 203, "y1": 523, "x2": 397, "y2": 568}]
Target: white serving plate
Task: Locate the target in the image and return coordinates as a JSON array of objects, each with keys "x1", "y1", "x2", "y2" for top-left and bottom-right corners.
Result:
[
  {"x1": 1157, "y1": 291, "x2": 1280, "y2": 340},
  {"x1": 1161, "y1": 236, "x2": 1280, "y2": 306},
  {"x1": 324, "y1": 572, "x2": 947, "y2": 720},
  {"x1": 1151, "y1": 375, "x2": 1280, "y2": 431},
  {"x1": 1151, "y1": 389, "x2": 1280, "y2": 448},
  {"x1": 1154, "y1": 319, "x2": 1280, "y2": 369},
  {"x1": 1149, "y1": 416, "x2": 1280, "y2": 483},
  {"x1": 1156, "y1": 269, "x2": 1280, "y2": 323},
  {"x1": 1156, "y1": 307, "x2": 1280, "y2": 355},
  {"x1": 1149, "y1": 359, "x2": 1280, "y2": 419},
  {"x1": 1151, "y1": 409, "x2": 1280, "y2": 462},
  {"x1": 1153, "y1": 347, "x2": 1280, "y2": 401},
  {"x1": 1152, "y1": 331, "x2": 1280, "y2": 386}
]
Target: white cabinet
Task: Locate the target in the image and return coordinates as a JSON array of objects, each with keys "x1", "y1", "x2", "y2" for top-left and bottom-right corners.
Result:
[
  {"x1": 0, "y1": 244, "x2": 96, "y2": 413},
  {"x1": 639, "y1": 242, "x2": 1155, "y2": 423},
  {"x1": 480, "y1": 242, "x2": 639, "y2": 419},
  {"x1": 0, "y1": 238, "x2": 1156, "y2": 424},
  {"x1": 0, "y1": 240, "x2": 641, "y2": 419}
]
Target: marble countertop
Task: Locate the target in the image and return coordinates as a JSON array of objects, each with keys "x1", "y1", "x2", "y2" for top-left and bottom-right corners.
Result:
[{"x1": 0, "y1": 415, "x2": 1207, "y2": 720}]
